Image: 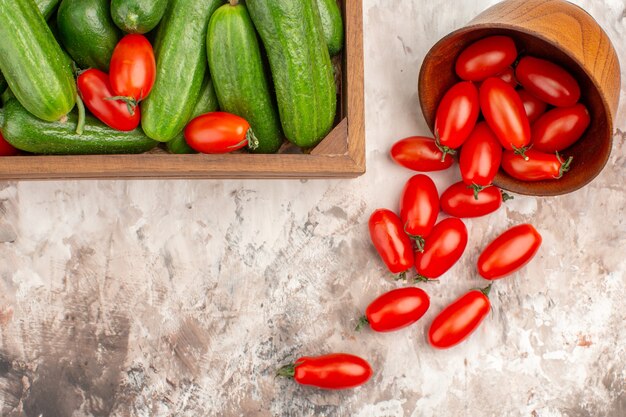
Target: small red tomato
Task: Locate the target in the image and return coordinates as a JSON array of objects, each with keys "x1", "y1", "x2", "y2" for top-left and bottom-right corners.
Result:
[
  {"x1": 494, "y1": 66, "x2": 518, "y2": 88},
  {"x1": 369, "y1": 209, "x2": 415, "y2": 276},
  {"x1": 184, "y1": 112, "x2": 257, "y2": 154},
  {"x1": 531, "y1": 104, "x2": 590, "y2": 153},
  {"x1": 478, "y1": 224, "x2": 542, "y2": 280},
  {"x1": 358, "y1": 287, "x2": 430, "y2": 333},
  {"x1": 501, "y1": 149, "x2": 573, "y2": 181},
  {"x1": 434, "y1": 81, "x2": 480, "y2": 156},
  {"x1": 109, "y1": 34, "x2": 156, "y2": 109},
  {"x1": 277, "y1": 354, "x2": 373, "y2": 390},
  {"x1": 400, "y1": 175, "x2": 439, "y2": 250},
  {"x1": 517, "y1": 88, "x2": 548, "y2": 124},
  {"x1": 459, "y1": 122, "x2": 503, "y2": 196},
  {"x1": 441, "y1": 182, "x2": 510, "y2": 218},
  {"x1": 0, "y1": 131, "x2": 19, "y2": 156},
  {"x1": 428, "y1": 285, "x2": 492, "y2": 349},
  {"x1": 480, "y1": 77, "x2": 531, "y2": 151},
  {"x1": 390, "y1": 136, "x2": 454, "y2": 172},
  {"x1": 77, "y1": 69, "x2": 141, "y2": 131},
  {"x1": 516, "y1": 56, "x2": 581, "y2": 107},
  {"x1": 455, "y1": 36, "x2": 517, "y2": 81},
  {"x1": 415, "y1": 218, "x2": 468, "y2": 280}
]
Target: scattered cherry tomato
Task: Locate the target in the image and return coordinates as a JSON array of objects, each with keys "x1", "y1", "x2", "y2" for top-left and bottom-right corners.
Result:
[
  {"x1": 441, "y1": 182, "x2": 510, "y2": 218},
  {"x1": 77, "y1": 69, "x2": 141, "y2": 131},
  {"x1": 501, "y1": 149, "x2": 573, "y2": 181},
  {"x1": 478, "y1": 224, "x2": 542, "y2": 280},
  {"x1": 516, "y1": 56, "x2": 581, "y2": 107},
  {"x1": 434, "y1": 81, "x2": 480, "y2": 157},
  {"x1": 277, "y1": 354, "x2": 373, "y2": 390},
  {"x1": 415, "y1": 218, "x2": 468, "y2": 280},
  {"x1": 459, "y1": 122, "x2": 503, "y2": 196},
  {"x1": 369, "y1": 209, "x2": 415, "y2": 276},
  {"x1": 0, "y1": 131, "x2": 19, "y2": 156},
  {"x1": 358, "y1": 287, "x2": 430, "y2": 333},
  {"x1": 480, "y1": 77, "x2": 531, "y2": 151},
  {"x1": 184, "y1": 112, "x2": 258, "y2": 154},
  {"x1": 400, "y1": 175, "x2": 439, "y2": 251},
  {"x1": 518, "y1": 88, "x2": 548, "y2": 124},
  {"x1": 455, "y1": 36, "x2": 517, "y2": 81},
  {"x1": 428, "y1": 285, "x2": 492, "y2": 349},
  {"x1": 531, "y1": 104, "x2": 590, "y2": 153},
  {"x1": 390, "y1": 136, "x2": 454, "y2": 172}
]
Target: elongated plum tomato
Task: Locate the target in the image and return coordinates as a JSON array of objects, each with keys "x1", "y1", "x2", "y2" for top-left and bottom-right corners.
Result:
[
  {"x1": 517, "y1": 88, "x2": 548, "y2": 124},
  {"x1": 478, "y1": 224, "x2": 542, "y2": 280},
  {"x1": 0, "y1": 131, "x2": 19, "y2": 156},
  {"x1": 501, "y1": 149, "x2": 573, "y2": 181},
  {"x1": 428, "y1": 286, "x2": 492, "y2": 349},
  {"x1": 184, "y1": 112, "x2": 257, "y2": 154},
  {"x1": 400, "y1": 175, "x2": 439, "y2": 251},
  {"x1": 480, "y1": 77, "x2": 531, "y2": 151},
  {"x1": 277, "y1": 354, "x2": 373, "y2": 390},
  {"x1": 109, "y1": 34, "x2": 156, "y2": 109},
  {"x1": 434, "y1": 81, "x2": 480, "y2": 156},
  {"x1": 455, "y1": 36, "x2": 517, "y2": 81},
  {"x1": 358, "y1": 287, "x2": 430, "y2": 333},
  {"x1": 516, "y1": 56, "x2": 581, "y2": 107},
  {"x1": 369, "y1": 209, "x2": 414, "y2": 276},
  {"x1": 77, "y1": 69, "x2": 141, "y2": 131},
  {"x1": 390, "y1": 136, "x2": 454, "y2": 172},
  {"x1": 415, "y1": 218, "x2": 468, "y2": 280},
  {"x1": 459, "y1": 122, "x2": 503, "y2": 195},
  {"x1": 531, "y1": 104, "x2": 590, "y2": 153},
  {"x1": 441, "y1": 182, "x2": 508, "y2": 218}
]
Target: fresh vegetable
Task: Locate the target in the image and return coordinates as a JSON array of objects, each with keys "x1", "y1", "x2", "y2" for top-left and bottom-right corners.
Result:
[
  {"x1": 316, "y1": 0, "x2": 344, "y2": 56},
  {"x1": 478, "y1": 224, "x2": 542, "y2": 280},
  {"x1": 0, "y1": 99, "x2": 157, "y2": 154},
  {"x1": 184, "y1": 112, "x2": 258, "y2": 154},
  {"x1": 0, "y1": 130, "x2": 18, "y2": 156},
  {"x1": 277, "y1": 354, "x2": 373, "y2": 390},
  {"x1": 78, "y1": 69, "x2": 140, "y2": 132},
  {"x1": 207, "y1": 1, "x2": 283, "y2": 154},
  {"x1": 368, "y1": 209, "x2": 415, "y2": 277},
  {"x1": 399, "y1": 174, "x2": 439, "y2": 251},
  {"x1": 531, "y1": 104, "x2": 590, "y2": 153},
  {"x1": 247, "y1": 0, "x2": 336, "y2": 148},
  {"x1": 434, "y1": 81, "x2": 480, "y2": 157},
  {"x1": 501, "y1": 149, "x2": 573, "y2": 181},
  {"x1": 441, "y1": 182, "x2": 510, "y2": 219},
  {"x1": 518, "y1": 88, "x2": 548, "y2": 124},
  {"x1": 516, "y1": 56, "x2": 581, "y2": 107},
  {"x1": 35, "y1": 0, "x2": 60, "y2": 20},
  {"x1": 142, "y1": 0, "x2": 222, "y2": 142},
  {"x1": 111, "y1": 0, "x2": 168, "y2": 34},
  {"x1": 415, "y1": 218, "x2": 468, "y2": 280},
  {"x1": 456, "y1": 36, "x2": 517, "y2": 81},
  {"x1": 357, "y1": 287, "x2": 430, "y2": 333},
  {"x1": 494, "y1": 67, "x2": 517, "y2": 88},
  {"x1": 0, "y1": 0, "x2": 76, "y2": 122},
  {"x1": 428, "y1": 285, "x2": 492, "y2": 349},
  {"x1": 459, "y1": 122, "x2": 503, "y2": 197},
  {"x1": 390, "y1": 136, "x2": 454, "y2": 172},
  {"x1": 56, "y1": 0, "x2": 122, "y2": 71}
]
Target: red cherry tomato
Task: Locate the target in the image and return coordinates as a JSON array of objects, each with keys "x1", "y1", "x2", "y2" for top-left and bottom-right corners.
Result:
[
  {"x1": 455, "y1": 36, "x2": 517, "y2": 81},
  {"x1": 390, "y1": 136, "x2": 454, "y2": 172},
  {"x1": 531, "y1": 104, "x2": 590, "y2": 153},
  {"x1": 516, "y1": 56, "x2": 581, "y2": 107},
  {"x1": 517, "y1": 88, "x2": 548, "y2": 124},
  {"x1": 441, "y1": 182, "x2": 509, "y2": 218},
  {"x1": 400, "y1": 175, "x2": 439, "y2": 250},
  {"x1": 501, "y1": 149, "x2": 573, "y2": 181},
  {"x1": 415, "y1": 218, "x2": 468, "y2": 279},
  {"x1": 184, "y1": 112, "x2": 256, "y2": 154},
  {"x1": 434, "y1": 81, "x2": 480, "y2": 156},
  {"x1": 480, "y1": 77, "x2": 531, "y2": 151},
  {"x1": 109, "y1": 34, "x2": 156, "y2": 109},
  {"x1": 359, "y1": 287, "x2": 430, "y2": 333},
  {"x1": 0, "y1": 131, "x2": 19, "y2": 156},
  {"x1": 77, "y1": 69, "x2": 141, "y2": 131},
  {"x1": 369, "y1": 209, "x2": 415, "y2": 276},
  {"x1": 428, "y1": 286, "x2": 492, "y2": 349},
  {"x1": 278, "y1": 354, "x2": 373, "y2": 390},
  {"x1": 459, "y1": 122, "x2": 503, "y2": 195},
  {"x1": 478, "y1": 224, "x2": 542, "y2": 280}
]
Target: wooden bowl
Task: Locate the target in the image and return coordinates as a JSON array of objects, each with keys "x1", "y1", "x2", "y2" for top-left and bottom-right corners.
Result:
[{"x1": 418, "y1": 0, "x2": 621, "y2": 196}]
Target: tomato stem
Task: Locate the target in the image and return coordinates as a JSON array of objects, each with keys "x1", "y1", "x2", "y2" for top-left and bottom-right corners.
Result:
[
  {"x1": 276, "y1": 364, "x2": 296, "y2": 378},
  {"x1": 555, "y1": 152, "x2": 573, "y2": 179},
  {"x1": 105, "y1": 96, "x2": 138, "y2": 116},
  {"x1": 480, "y1": 283, "x2": 493, "y2": 298},
  {"x1": 501, "y1": 191, "x2": 514, "y2": 202},
  {"x1": 413, "y1": 274, "x2": 431, "y2": 283},
  {"x1": 395, "y1": 271, "x2": 408, "y2": 281},
  {"x1": 469, "y1": 183, "x2": 490, "y2": 200},
  {"x1": 404, "y1": 224, "x2": 425, "y2": 252},
  {"x1": 512, "y1": 144, "x2": 530, "y2": 161},
  {"x1": 246, "y1": 128, "x2": 259, "y2": 151},
  {"x1": 355, "y1": 316, "x2": 369, "y2": 332},
  {"x1": 76, "y1": 93, "x2": 85, "y2": 135}
]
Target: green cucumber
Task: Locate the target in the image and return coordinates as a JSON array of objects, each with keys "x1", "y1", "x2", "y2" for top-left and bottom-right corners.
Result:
[
  {"x1": 247, "y1": 0, "x2": 336, "y2": 148},
  {"x1": 142, "y1": 0, "x2": 221, "y2": 142},
  {"x1": 316, "y1": 0, "x2": 344, "y2": 56},
  {"x1": 35, "y1": 0, "x2": 60, "y2": 20},
  {"x1": 0, "y1": 0, "x2": 76, "y2": 122},
  {"x1": 57, "y1": 0, "x2": 122, "y2": 71},
  {"x1": 111, "y1": 0, "x2": 168, "y2": 34},
  {"x1": 0, "y1": 99, "x2": 158, "y2": 155},
  {"x1": 207, "y1": 2, "x2": 283, "y2": 154}
]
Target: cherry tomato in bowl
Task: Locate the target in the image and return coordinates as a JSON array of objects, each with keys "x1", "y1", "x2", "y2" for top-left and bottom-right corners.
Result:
[
  {"x1": 516, "y1": 56, "x2": 581, "y2": 107},
  {"x1": 0, "y1": 131, "x2": 19, "y2": 156},
  {"x1": 459, "y1": 122, "x2": 503, "y2": 197},
  {"x1": 531, "y1": 104, "x2": 590, "y2": 153},
  {"x1": 390, "y1": 136, "x2": 454, "y2": 172},
  {"x1": 277, "y1": 354, "x2": 373, "y2": 390},
  {"x1": 455, "y1": 36, "x2": 517, "y2": 82},
  {"x1": 369, "y1": 209, "x2": 415, "y2": 277},
  {"x1": 501, "y1": 149, "x2": 573, "y2": 182},
  {"x1": 478, "y1": 224, "x2": 542, "y2": 280},
  {"x1": 400, "y1": 175, "x2": 439, "y2": 251},
  {"x1": 440, "y1": 182, "x2": 510, "y2": 219},
  {"x1": 357, "y1": 287, "x2": 430, "y2": 333},
  {"x1": 517, "y1": 88, "x2": 548, "y2": 124},
  {"x1": 435, "y1": 81, "x2": 480, "y2": 158},
  {"x1": 415, "y1": 218, "x2": 468, "y2": 280},
  {"x1": 184, "y1": 112, "x2": 258, "y2": 154}
]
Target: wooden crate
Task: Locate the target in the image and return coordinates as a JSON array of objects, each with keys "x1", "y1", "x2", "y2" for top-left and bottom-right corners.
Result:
[{"x1": 0, "y1": 0, "x2": 364, "y2": 180}]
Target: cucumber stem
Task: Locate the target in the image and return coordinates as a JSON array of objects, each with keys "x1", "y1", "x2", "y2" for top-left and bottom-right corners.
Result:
[
  {"x1": 76, "y1": 94, "x2": 85, "y2": 135},
  {"x1": 229, "y1": 0, "x2": 238, "y2": 5}
]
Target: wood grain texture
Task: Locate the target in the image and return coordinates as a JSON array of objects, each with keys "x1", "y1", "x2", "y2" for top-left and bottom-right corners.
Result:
[{"x1": 419, "y1": 0, "x2": 621, "y2": 196}]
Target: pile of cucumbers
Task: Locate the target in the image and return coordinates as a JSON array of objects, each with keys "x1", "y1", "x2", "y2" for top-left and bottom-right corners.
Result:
[{"x1": 0, "y1": 0, "x2": 344, "y2": 155}]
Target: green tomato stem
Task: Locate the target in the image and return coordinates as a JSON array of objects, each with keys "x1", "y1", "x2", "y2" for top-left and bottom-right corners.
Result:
[
  {"x1": 276, "y1": 364, "x2": 296, "y2": 378},
  {"x1": 75, "y1": 94, "x2": 85, "y2": 135},
  {"x1": 355, "y1": 315, "x2": 369, "y2": 332}
]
